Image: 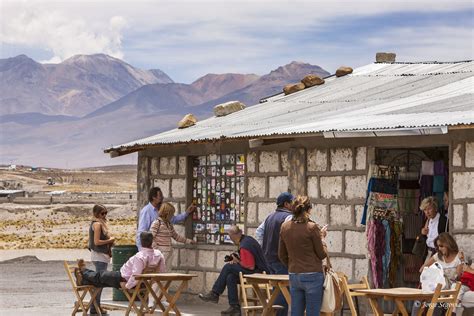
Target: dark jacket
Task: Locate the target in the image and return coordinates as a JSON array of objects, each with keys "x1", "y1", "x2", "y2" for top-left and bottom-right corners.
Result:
[
  {"x1": 262, "y1": 207, "x2": 292, "y2": 263},
  {"x1": 438, "y1": 214, "x2": 449, "y2": 234},
  {"x1": 240, "y1": 235, "x2": 269, "y2": 273},
  {"x1": 88, "y1": 221, "x2": 109, "y2": 254}
]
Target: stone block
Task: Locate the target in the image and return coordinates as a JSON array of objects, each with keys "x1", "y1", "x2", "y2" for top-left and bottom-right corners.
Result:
[
  {"x1": 187, "y1": 271, "x2": 204, "y2": 293},
  {"x1": 330, "y1": 204, "x2": 352, "y2": 226},
  {"x1": 301, "y1": 74, "x2": 325, "y2": 87},
  {"x1": 178, "y1": 156, "x2": 187, "y2": 175},
  {"x1": 467, "y1": 204, "x2": 474, "y2": 230},
  {"x1": 216, "y1": 251, "x2": 229, "y2": 270},
  {"x1": 173, "y1": 224, "x2": 186, "y2": 240},
  {"x1": 247, "y1": 152, "x2": 257, "y2": 173},
  {"x1": 259, "y1": 151, "x2": 280, "y2": 172},
  {"x1": 248, "y1": 177, "x2": 266, "y2": 198},
  {"x1": 345, "y1": 176, "x2": 367, "y2": 200},
  {"x1": 335, "y1": 66, "x2": 353, "y2": 77},
  {"x1": 153, "y1": 178, "x2": 170, "y2": 197},
  {"x1": 312, "y1": 204, "x2": 328, "y2": 225},
  {"x1": 258, "y1": 202, "x2": 275, "y2": 223},
  {"x1": 345, "y1": 231, "x2": 367, "y2": 255},
  {"x1": 354, "y1": 259, "x2": 370, "y2": 282},
  {"x1": 205, "y1": 272, "x2": 223, "y2": 293},
  {"x1": 214, "y1": 100, "x2": 246, "y2": 117},
  {"x1": 453, "y1": 143, "x2": 462, "y2": 167},
  {"x1": 376, "y1": 52, "x2": 396, "y2": 63},
  {"x1": 307, "y1": 176, "x2": 319, "y2": 199},
  {"x1": 198, "y1": 250, "x2": 215, "y2": 268},
  {"x1": 330, "y1": 257, "x2": 353, "y2": 280},
  {"x1": 354, "y1": 205, "x2": 364, "y2": 227},
  {"x1": 247, "y1": 227, "x2": 257, "y2": 238},
  {"x1": 178, "y1": 114, "x2": 197, "y2": 129},
  {"x1": 330, "y1": 148, "x2": 353, "y2": 171},
  {"x1": 453, "y1": 172, "x2": 474, "y2": 199},
  {"x1": 455, "y1": 234, "x2": 474, "y2": 258},
  {"x1": 326, "y1": 230, "x2": 343, "y2": 252},
  {"x1": 466, "y1": 142, "x2": 474, "y2": 168},
  {"x1": 179, "y1": 248, "x2": 196, "y2": 267},
  {"x1": 269, "y1": 176, "x2": 289, "y2": 199},
  {"x1": 280, "y1": 152, "x2": 289, "y2": 172},
  {"x1": 160, "y1": 156, "x2": 177, "y2": 175},
  {"x1": 246, "y1": 202, "x2": 258, "y2": 224},
  {"x1": 172, "y1": 249, "x2": 178, "y2": 268},
  {"x1": 355, "y1": 147, "x2": 367, "y2": 170},
  {"x1": 283, "y1": 82, "x2": 305, "y2": 95},
  {"x1": 320, "y1": 176, "x2": 343, "y2": 199},
  {"x1": 171, "y1": 178, "x2": 186, "y2": 198},
  {"x1": 151, "y1": 157, "x2": 159, "y2": 175},
  {"x1": 453, "y1": 204, "x2": 465, "y2": 229},
  {"x1": 307, "y1": 149, "x2": 327, "y2": 172}
]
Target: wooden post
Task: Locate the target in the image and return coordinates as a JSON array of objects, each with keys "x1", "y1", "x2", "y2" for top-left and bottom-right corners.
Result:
[
  {"x1": 288, "y1": 148, "x2": 307, "y2": 196},
  {"x1": 137, "y1": 152, "x2": 151, "y2": 226}
]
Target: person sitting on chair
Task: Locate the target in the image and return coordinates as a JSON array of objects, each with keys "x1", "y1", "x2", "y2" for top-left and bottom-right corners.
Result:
[
  {"x1": 75, "y1": 232, "x2": 165, "y2": 290},
  {"x1": 198, "y1": 225, "x2": 269, "y2": 316}
]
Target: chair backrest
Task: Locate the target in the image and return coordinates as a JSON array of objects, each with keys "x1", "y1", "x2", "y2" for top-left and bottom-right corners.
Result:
[
  {"x1": 142, "y1": 264, "x2": 160, "y2": 274},
  {"x1": 337, "y1": 272, "x2": 370, "y2": 316},
  {"x1": 64, "y1": 260, "x2": 78, "y2": 289},
  {"x1": 427, "y1": 282, "x2": 462, "y2": 316}
]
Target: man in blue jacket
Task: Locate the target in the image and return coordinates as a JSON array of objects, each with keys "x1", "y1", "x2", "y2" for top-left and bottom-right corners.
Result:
[
  {"x1": 261, "y1": 192, "x2": 294, "y2": 316},
  {"x1": 136, "y1": 187, "x2": 196, "y2": 249}
]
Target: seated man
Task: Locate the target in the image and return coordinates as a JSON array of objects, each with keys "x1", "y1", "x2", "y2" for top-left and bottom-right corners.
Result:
[
  {"x1": 75, "y1": 231, "x2": 165, "y2": 290},
  {"x1": 198, "y1": 225, "x2": 269, "y2": 316}
]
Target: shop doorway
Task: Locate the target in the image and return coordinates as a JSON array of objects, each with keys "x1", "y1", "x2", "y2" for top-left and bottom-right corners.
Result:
[{"x1": 365, "y1": 146, "x2": 449, "y2": 289}]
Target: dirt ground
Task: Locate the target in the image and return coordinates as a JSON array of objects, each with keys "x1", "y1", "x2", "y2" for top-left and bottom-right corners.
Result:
[{"x1": 0, "y1": 256, "x2": 223, "y2": 315}]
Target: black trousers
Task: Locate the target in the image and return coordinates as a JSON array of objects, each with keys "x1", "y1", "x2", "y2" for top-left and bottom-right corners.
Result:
[{"x1": 82, "y1": 268, "x2": 123, "y2": 288}]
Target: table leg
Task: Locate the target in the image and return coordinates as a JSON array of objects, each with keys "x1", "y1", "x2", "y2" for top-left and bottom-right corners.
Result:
[
  {"x1": 249, "y1": 283, "x2": 270, "y2": 314},
  {"x1": 265, "y1": 285, "x2": 281, "y2": 316},
  {"x1": 278, "y1": 283, "x2": 291, "y2": 305},
  {"x1": 367, "y1": 297, "x2": 384, "y2": 316},
  {"x1": 394, "y1": 299, "x2": 409, "y2": 316},
  {"x1": 156, "y1": 280, "x2": 186, "y2": 316},
  {"x1": 143, "y1": 280, "x2": 165, "y2": 313}
]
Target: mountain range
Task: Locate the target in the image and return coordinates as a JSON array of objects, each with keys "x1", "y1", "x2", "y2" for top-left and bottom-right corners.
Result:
[{"x1": 0, "y1": 54, "x2": 329, "y2": 168}]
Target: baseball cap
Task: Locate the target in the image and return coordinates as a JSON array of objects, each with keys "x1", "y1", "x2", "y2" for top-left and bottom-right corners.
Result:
[{"x1": 276, "y1": 192, "x2": 294, "y2": 206}]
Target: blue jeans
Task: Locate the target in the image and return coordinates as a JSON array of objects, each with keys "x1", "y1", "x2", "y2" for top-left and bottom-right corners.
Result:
[
  {"x1": 269, "y1": 261, "x2": 289, "y2": 316},
  {"x1": 212, "y1": 263, "x2": 253, "y2": 306},
  {"x1": 90, "y1": 261, "x2": 108, "y2": 314},
  {"x1": 289, "y1": 272, "x2": 324, "y2": 316}
]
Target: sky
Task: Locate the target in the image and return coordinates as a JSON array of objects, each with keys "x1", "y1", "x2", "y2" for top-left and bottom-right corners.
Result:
[{"x1": 1, "y1": 0, "x2": 473, "y2": 83}]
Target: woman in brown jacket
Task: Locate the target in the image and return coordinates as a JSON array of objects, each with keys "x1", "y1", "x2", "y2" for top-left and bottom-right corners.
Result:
[{"x1": 279, "y1": 196, "x2": 328, "y2": 316}]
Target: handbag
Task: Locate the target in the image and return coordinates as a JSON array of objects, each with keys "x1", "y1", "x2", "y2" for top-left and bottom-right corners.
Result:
[
  {"x1": 412, "y1": 234, "x2": 427, "y2": 258},
  {"x1": 320, "y1": 254, "x2": 343, "y2": 313}
]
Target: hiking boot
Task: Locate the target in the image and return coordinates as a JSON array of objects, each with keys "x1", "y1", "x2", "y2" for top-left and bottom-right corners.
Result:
[
  {"x1": 221, "y1": 305, "x2": 241, "y2": 316},
  {"x1": 74, "y1": 267, "x2": 83, "y2": 286},
  {"x1": 198, "y1": 291, "x2": 219, "y2": 303}
]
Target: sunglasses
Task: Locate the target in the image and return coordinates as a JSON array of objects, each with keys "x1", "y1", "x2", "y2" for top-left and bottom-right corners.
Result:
[{"x1": 100, "y1": 211, "x2": 108, "y2": 216}]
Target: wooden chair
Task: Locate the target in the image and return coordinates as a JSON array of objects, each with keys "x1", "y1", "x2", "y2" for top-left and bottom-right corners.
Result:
[
  {"x1": 419, "y1": 282, "x2": 462, "y2": 316},
  {"x1": 121, "y1": 264, "x2": 162, "y2": 316},
  {"x1": 63, "y1": 260, "x2": 101, "y2": 316},
  {"x1": 238, "y1": 272, "x2": 284, "y2": 316},
  {"x1": 337, "y1": 272, "x2": 370, "y2": 316}
]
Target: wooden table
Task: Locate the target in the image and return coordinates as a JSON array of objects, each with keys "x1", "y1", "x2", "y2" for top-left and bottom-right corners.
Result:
[
  {"x1": 244, "y1": 274, "x2": 290, "y2": 316},
  {"x1": 126, "y1": 273, "x2": 197, "y2": 316},
  {"x1": 356, "y1": 288, "x2": 436, "y2": 316}
]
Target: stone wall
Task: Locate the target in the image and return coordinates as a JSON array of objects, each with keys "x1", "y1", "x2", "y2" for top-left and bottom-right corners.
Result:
[
  {"x1": 451, "y1": 140, "x2": 474, "y2": 256},
  {"x1": 306, "y1": 146, "x2": 369, "y2": 280}
]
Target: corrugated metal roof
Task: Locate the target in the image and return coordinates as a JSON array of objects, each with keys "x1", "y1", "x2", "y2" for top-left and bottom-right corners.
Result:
[{"x1": 106, "y1": 61, "x2": 474, "y2": 153}]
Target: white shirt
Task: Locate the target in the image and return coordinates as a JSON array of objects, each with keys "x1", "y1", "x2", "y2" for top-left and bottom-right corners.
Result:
[{"x1": 426, "y1": 212, "x2": 440, "y2": 248}]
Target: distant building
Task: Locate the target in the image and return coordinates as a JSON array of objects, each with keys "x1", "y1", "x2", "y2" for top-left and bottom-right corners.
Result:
[{"x1": 0, "y1": 190, "x2": 25, "y2": 198}]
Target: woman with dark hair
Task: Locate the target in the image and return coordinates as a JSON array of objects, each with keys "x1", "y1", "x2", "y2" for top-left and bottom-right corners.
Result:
[
  {"x1": 88, "y1": 204, "x2": 115, "y2": 315},
  {"x1": 279, "y1": 195, "x2": 328, "y2": 316}
]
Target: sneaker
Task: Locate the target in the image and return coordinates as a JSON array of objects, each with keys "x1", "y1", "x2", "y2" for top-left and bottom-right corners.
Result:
[
  {"x1": 221, "y1": 305, "x2": 241, "y2": 316},
  {"x1": 73, "y1": 267, "x2": 83, "y2": 286},
  {"x1": 198, "y1": 291, "x2": 219, "y2": 303}
]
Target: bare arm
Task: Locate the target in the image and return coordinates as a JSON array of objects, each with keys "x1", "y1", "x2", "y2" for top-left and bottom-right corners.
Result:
[{"x1": 419, "y1": 256, "x2": 436, "y2": 272}]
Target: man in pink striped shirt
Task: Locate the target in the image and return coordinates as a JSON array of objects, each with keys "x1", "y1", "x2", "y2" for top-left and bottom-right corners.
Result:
[{"x1": 75, "y1": 232, "x2": 165, "y2": 290}]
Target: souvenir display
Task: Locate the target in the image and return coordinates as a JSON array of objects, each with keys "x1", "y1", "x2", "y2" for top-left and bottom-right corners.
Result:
[{"x1": 192, "y1": 154, "x2": 246, "y2": 244}]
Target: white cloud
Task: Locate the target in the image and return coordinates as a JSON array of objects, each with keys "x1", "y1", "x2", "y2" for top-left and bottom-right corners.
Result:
[{"x1": 1, "y1": 2, "x2": 127, "y2": 62}]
